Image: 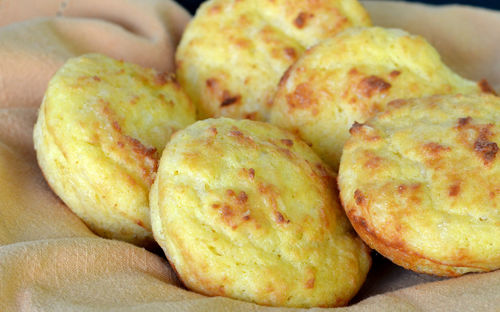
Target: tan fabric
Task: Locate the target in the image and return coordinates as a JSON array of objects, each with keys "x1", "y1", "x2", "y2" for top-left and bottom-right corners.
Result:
[{"x1": 0, "y1": 0, "x2": 498, "y2": 311}]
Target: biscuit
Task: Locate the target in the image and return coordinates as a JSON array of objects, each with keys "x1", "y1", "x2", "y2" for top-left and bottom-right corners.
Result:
[
  {"x1": 150, "y1": 118, "x2": 371, "y2": 307},
  {"x1": 270, "y1": 27, "x2": 495, "y2": 170},
  {"x1": 176, "y1": 0, "x2": 371, "y2": 121},
  {"x1": 33, "y1": 54, "x2": 196, "y2": 247},
  {"x1": 338, "y1": 94, "x2": 500, "y2": 276}
]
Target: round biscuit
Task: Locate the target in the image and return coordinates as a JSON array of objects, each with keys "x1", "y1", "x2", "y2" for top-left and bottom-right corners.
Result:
[
  {"x1": 338, "y1": 94, "x2": 500, "y2": 276},
  {"x1": 270, "y1": 27, "x2": 494, "y2": 170},
  {"x1": 176, "y1": 0, "x2": 371, "y2": 121},
  {"x1": 151, "y1": 118, "x2": 371, "y2": 307},
  {"x1": 33, "y1": 54, "x2": 196, "y2": 246}
]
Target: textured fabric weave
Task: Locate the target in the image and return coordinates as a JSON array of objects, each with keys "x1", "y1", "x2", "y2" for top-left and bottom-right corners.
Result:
[{"x1": 0, "y1": 1, "x2": 499, "y2": 310}]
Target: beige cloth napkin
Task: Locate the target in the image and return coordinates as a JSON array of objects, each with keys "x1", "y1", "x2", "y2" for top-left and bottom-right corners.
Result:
[{"x1": 0, "y1": 0, "x2": 499, "y2": 311}]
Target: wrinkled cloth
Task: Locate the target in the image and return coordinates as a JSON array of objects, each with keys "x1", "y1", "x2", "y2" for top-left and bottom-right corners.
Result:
[{"x1": 0, "y1": 0, "x2": 499, "y2": 311}]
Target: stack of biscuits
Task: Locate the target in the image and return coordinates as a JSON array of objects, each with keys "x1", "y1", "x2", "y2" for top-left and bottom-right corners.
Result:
[{"x1": 33, "y1": 0, "x2": 499, "y2": 308}]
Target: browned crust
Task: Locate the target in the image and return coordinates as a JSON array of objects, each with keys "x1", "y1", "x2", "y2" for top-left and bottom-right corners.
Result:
[
  {"x1": 342, "y1": 198, "x2": 490, "y2": 276},
  {"x1": 387, "y1": 99, "x2": 408, "y2": 108},
  {"x1": 278, "y1": 65, "x2": 293, "y2": 88},
  {"x1": 357, "y1": 76, "x2": 391, "y2": 98},
  {"x1": 348, "y1": 122, "x2": 380, "y2": 141},
  {"x1": 474, "y1": 132, "x2": 498, "y2": 165},
  {"x1": 349, "y1": 122, "x2": 364, "y2": 135},
  {"x1": 478, "y1": 79, "x2": 497, "y2": 95},
  {"x1": 284, "y1": 47, "x2": 297, "y2": 60},
  {"x1": 457, "y1": 116, "x2": 472, "y2": 128},
  {"x1": 103, "y1": 104, "x2": 159, "y2": 186},
  {"x1": 280, "y1": 139, "x2": 294, "y2": 147},
  {"x1": 455, "y1": 117, "x2": 498, "y2": 166},
  {"x1": 389, "y1": 70, "x2": 401, "y2": 78},
  {"x1": 220, "y1": 90, "x2": 242, "y2": 107},
  {"x1": 286, "y1": 83, "x2": 315, "y2": 110},
  {"x1": 228, "y1": 127, "x2": 258, "y2": 147},
  {"x1": 293, "y1": 12, "x2": 314, "y2": 29},
  {"x1": 305, "y1": 278, "x2": 315, "y2": 289}
]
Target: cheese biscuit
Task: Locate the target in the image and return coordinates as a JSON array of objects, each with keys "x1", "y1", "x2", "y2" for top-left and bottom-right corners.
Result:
[
  {"x1": 34, "y1": 54, "x2": 196, "y2": 246},
  {"x1": 176, "y1": 0, "x2": 371, "y2": 121},
  {"x1": 271, "y1": 27, "x2": 495, "y2": 170},
  {"x1": 151, "y1": 118, "x2": 370, "y2": 307},
  {"x1": 338, "y1": 94, "x2": 500, "y2": 276}
]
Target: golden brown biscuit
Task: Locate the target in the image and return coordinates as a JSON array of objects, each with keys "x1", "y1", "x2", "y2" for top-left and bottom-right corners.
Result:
[
  {"x1": 176, "y1": 0, "x2": 371, "y2": 121},
  {"x1": 33, "y1": 54, "x2": 196, "y2": 247},
  {"x1": 338, "y1": 94, "x2": 500, "y2": 276},
  {"x1": 150, "y1": 118, "x2": 371, "y2": 307},
  {"x1": 270, "y1": 27, "x2": 495, "y2": 170}
]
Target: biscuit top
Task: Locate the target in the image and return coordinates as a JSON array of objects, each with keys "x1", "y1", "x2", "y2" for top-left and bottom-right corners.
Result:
[
  {"x1": 176, "y1": 0, "x2": 371, "y2": 120},
  {"x1": 37, "y1": 54, "x2": 195, "y2": 244},
  {"x1": 44, "y1": 54, "x2": 195, "y2": 188},
  {"x1": 152, "y1": 118, "x2": 370, "y2": 307},
  {"x1": 339, "y1": 94, "x2": 499, "y2": 275},
  {"x1": 271, "y1": 27, "x2": 491, "y2": 169}
]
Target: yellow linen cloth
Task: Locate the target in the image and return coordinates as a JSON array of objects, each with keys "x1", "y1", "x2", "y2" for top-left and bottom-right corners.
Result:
[{"x1": 0, "y1": 0, "x2": 499, "y2": 310}]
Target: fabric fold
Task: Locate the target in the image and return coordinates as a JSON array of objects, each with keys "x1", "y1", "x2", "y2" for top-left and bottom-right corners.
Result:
[{"x1": 0, "y1": 0, "x2": 499, "y2": 311}]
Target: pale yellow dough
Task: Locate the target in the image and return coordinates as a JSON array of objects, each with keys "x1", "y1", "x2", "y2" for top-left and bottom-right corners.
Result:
[
  {"x1": 271, "y1": 27, "x2": 494, "y2": 170},
  {"x1": 151, "y1": 118, "x2": 371, "y2": 307},
  {"x1": 176, "y1": 0, "x2": 371, "y2": 121},
  {"x1": 34, "y1": 54, "x2": 196, "y2": 247},
  {"x1": 338, "y1": 94, "x2": 500, "y2": 276}
]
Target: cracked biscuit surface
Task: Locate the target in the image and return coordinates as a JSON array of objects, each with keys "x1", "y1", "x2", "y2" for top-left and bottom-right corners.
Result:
[
  {"x1": 150, "y1": 118, "x2": 370, "y2": 307},
  {"x1": 338, "y1": 94, "x2": 500, "y2": 276},
  {"x1": 176, "y1": 0, "x2": 371, "y2": 121},
  {"x1": 270, "y1": 27, "x2": 495, "y2": 170},
  {"x1": 33, "y1": 54, "x2": 196, "y2": 247}
]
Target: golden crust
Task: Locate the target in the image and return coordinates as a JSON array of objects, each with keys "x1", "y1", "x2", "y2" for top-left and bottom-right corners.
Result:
[
  {"x1": 151, "y1": 118, "x2": 371, "y2": 307},
  {"x1": 270, "y1": 27, "x2": 493, "y2": 170},
  {"x1": 338, "y1": 94, "x2": 500, "y2": 276},
  {"x1": 33, "y1": 54, "x2": 196, "y2": 246},
  {"x1": 176, "y1": 0, "x2": 371, "y2": 121}
]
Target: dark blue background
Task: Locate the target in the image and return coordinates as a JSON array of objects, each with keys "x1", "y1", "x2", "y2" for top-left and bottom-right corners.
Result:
[
  {"x1": 402, "y1": 1, "x2": 499, "y2": 10},
  {"x1": 178, "y1": 1, "x2": 500, "y2": 14}
]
